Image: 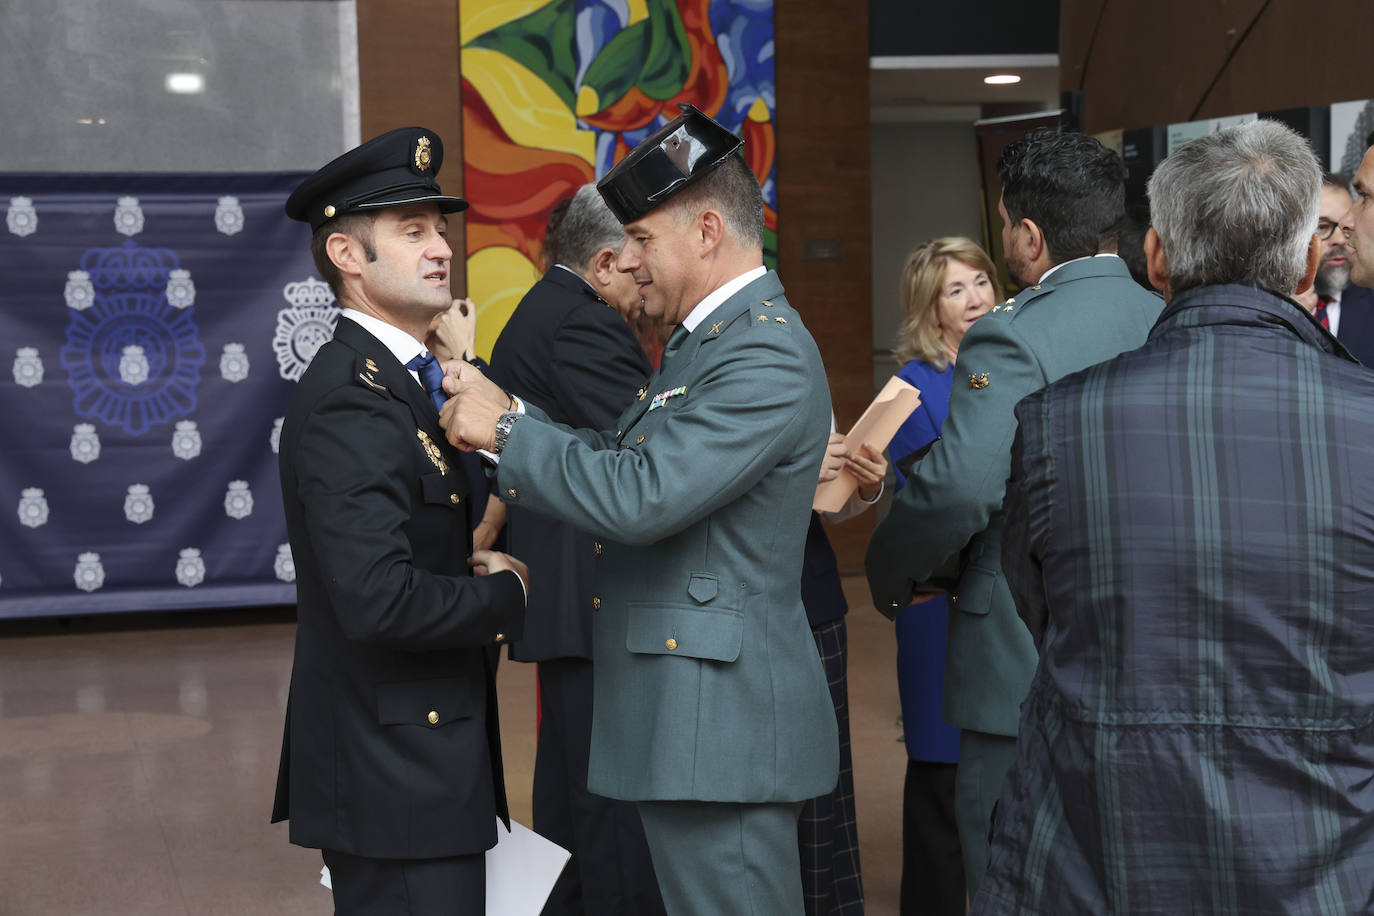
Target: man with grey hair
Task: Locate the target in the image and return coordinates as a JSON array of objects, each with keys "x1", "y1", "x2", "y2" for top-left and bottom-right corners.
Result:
[
  {"x1": 974, "y1": 119, "x2": 1374, "y2": 912},
  {"x1": 485, "y1": 184, "x2": 663, "y2": 916}
]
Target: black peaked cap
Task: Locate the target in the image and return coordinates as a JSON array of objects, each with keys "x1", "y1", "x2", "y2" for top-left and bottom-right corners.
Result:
[{"x1": 285, "y1": 126, "x2": 468, "y2": 231}]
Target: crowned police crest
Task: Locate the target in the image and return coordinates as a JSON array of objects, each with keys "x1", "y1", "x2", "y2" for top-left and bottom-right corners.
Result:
[
  {"x1": 274, "y1": 276, "x2": 339, "y2": 381},
  {"x1": 59, "y1": 240, "x2": 207, "y2": 436}
]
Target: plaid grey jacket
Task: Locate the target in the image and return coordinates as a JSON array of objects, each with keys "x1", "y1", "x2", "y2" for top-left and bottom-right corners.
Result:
[{"x1": 976, "y1": 284, "x2": 1374, "y2": 914}]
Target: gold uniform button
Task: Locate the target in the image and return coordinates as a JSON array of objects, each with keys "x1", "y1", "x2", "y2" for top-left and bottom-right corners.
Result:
[
  {"x1": 889, "y1": 600, "x2": 901, "y2": 608},
  {"x1": 950, "y1": 594, "x2": 960, "y2": 605},
  {"x1": 593, "y1": 541, "x2": 603, "y2": 557},
  {"x1": 324, "y1": 204, "x2": 336, "y2": 218},
  {"x1": 636, "y1": 434, "x2": 645, "y2": 445},
  {"x1": 665, "y1": 638, "x2": 678, "y2": 651},
  {"x1": 427, "y1": 710, "x2": 439, "y2": 725},
  {"x1": 592, "y1": 596, "x2": 601, "y2": 611},
  {"x1": 507, "y1": 488, "x2": 518, "y2": 499},
  {"x1": 449, "y1": 493, "x2": 459, "y2": 505},
  {"x1": 494, "y1": 633, "x2": 505, "y2": 643}
]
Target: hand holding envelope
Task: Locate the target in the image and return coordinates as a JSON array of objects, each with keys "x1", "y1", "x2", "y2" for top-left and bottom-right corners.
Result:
[{"x1": 813, "y1": 377, "x2": 921, "y2": 512}]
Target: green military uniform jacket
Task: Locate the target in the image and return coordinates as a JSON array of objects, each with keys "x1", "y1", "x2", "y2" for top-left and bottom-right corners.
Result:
[
  {"x1": 865, "y1": 255, "x2": 1163, "y2": 736},
  {"x1": 495, "y1": 270, "x2": 840, "y2": 802}
]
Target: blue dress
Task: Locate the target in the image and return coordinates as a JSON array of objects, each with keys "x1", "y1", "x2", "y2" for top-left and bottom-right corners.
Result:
[{"x1": 891, "y1": 358, "x2": 961, "y2": 764}]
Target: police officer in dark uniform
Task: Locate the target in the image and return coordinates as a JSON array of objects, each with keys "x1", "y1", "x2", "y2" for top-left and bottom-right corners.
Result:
[{"x1": 271, "y1": 126, "x2": 528, "y2": 915}]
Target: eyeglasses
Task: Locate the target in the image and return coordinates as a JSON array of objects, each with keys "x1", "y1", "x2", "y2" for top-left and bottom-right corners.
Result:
[{"x1": 1318, "y1": 218, "x2": 1342, "y2": 240}]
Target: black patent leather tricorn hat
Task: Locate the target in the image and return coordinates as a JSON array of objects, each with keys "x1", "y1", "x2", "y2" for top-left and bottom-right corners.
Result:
[{"x1": 597, "y1": 104, "x2": 744, "y2": 224}]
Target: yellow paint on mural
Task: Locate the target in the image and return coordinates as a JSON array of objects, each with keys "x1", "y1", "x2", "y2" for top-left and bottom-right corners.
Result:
[
  {"x1": 747, "y1": 97, "x2": 771, "y2": 122},
  {"x1": 626, "y1": 0, "x2": 649, "y2": 27},
  {"x1": 463, "y1": 47, "x2": 596, "y2": 163},
  {"x1": 460, "y1": 0, "x2": 549, "y2": 45},
  {"x1": 469, "y1": 246, "x2": 542, "y2": 360},
  {"x1": 576, "y1": 85, "x2": 600, "y2": 118}
]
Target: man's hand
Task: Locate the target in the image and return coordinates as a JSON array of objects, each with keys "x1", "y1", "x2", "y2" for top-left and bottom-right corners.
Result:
[
  {"x1": 470, "y1": 549, "x2": 530, "y2": 599},
  {"x1": 847, "y1": 441, "x2": 888, "y2": 501},
  {"x1": 441, "y1": 359, "x2": 508, "y2": 408},
  {"x1": 818, "y1": 432, "x2": 848, "y2": 483},
  {"x1": 426, "y1": 298, "x2": 478, "y2": 361},
  {"x1": 439, "y1": 378, "x2": 505, "y2": 451}
]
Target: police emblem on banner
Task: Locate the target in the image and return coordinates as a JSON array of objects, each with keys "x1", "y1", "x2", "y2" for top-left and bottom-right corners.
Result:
[
  {"x1": 214, "y1": 196, "x2": 244, "y2": 236},
  {"x1": 18, "y1": 487, "x2": 49, "y2": 528},
  {"x1": 124, "y1": 484, "x2": 154, "y2": 524},
  {"x1": 274, "y1": 277, "x2": 339, "y2": 382},
  {"x1": 70, "y1": 423, "x2": 101, "y2": 463},
  {"x1": 60, "y1": 243, "x2": 207, "y2": 436},
  {"x1": 274, "y1": 543, "x2": 295, "y2": 583},
  {"x1": 8, "y1": 196, "x2": 37, "y2": 237},
  {"x1": 65, "y1": 271, "x2": 95, "y2": 310},
  {"x1": 13, "y1": 347, "x2": 43, "y2": 388},
  {"x1": 74, "y1": 552, "x2": 105, "y2": 592},
  {"x1": 176, "y1": 548, "x2": 205, "y2": 587},
  {"x1": 224, "y1": 480, "x2": 253, "y2": 519},
  {"x1": 113, "y1": 196, "x2": 144, "y2": 237},
  {"x1": 270, "y1": 416, "x2": 283, "y2": 454},
  {"x1": 220, "y1": 343, "x2": 249, "y2": 382},
  {"x1": 171, "y1": 420, "x2": 201, "y2": 460},
  {"x1": 164, "y1": 269, "x2": 195, "y2": 309}
]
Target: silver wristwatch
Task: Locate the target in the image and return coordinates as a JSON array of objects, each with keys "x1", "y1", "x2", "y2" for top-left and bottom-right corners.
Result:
[{"x1": 492, "y1": 411, "x2": 520, "y2": 454}]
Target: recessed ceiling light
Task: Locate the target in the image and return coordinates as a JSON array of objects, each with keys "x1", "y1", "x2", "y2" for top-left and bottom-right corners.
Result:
[
  {"x1": 984, "y1": 74, "x2": 1022, "y2": 86},
  {"x1": 165, "y1": 73, "x2": 205, "y2": 94}
]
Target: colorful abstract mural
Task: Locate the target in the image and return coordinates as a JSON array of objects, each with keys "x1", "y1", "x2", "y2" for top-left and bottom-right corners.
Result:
[{"x1": 459, "y1": 0, "x2": 777, "y2": 357}]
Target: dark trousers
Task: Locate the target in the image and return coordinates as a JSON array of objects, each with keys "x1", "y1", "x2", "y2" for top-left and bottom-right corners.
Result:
[
  {"x1": 901, "y1": 759, "x2": 965, "y2": 916},
  {"x1": 321, "y1": 847, "x2": 484, "y2": 915},
  {"x1": 534, "y1": 658, "x2": 665, "y2": 916},
  {"x1": 800, "y1": 616, "x2": 864, "y2": 915},
  {"x1": 954, "y1": 730, "x2": 1018, "y2": 898}
]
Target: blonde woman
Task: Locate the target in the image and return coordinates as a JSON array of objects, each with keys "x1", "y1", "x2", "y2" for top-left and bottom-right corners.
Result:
[{"x1": 888, "y1": 237, "x2": 997, "y2": 916}]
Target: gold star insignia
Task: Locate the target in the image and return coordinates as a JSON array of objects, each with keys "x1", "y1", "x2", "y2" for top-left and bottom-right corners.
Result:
[
  {"x1": 757, "y1": 315, "x2": 768, "y2": 322},
  {"x1": 762, "y1": 300, "x2": 774, "y2": 307},
  {"x1": 774, "y1": 316, "x2": 787, "y2": 324},
  {"x1": 970, "y1": 372, "x2": 989, "y2": 390}
]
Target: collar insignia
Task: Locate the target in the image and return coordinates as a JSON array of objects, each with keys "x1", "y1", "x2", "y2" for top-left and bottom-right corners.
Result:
[
  {"x1": 359, "y1": 372, "x2": 387, "y2": 392},
  {"x1": 365, "y1": 358, "x2": 379, "y2": 373}
]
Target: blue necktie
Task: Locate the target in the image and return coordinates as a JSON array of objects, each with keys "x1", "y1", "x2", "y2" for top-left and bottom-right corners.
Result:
[{"x1": 404, "y1": 352, "x2": 447, "y2": 412}]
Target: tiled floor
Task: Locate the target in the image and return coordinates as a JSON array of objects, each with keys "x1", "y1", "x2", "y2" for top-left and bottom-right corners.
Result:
[{"x1": 0, "y1": 577, "x2": 908, "y2": 915}]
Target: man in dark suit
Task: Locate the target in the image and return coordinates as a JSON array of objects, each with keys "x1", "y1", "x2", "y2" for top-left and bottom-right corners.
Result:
[
  {"x1": 1312, "y1": 172, "x2": 1374, "y2": 365},
  {"x1": 271, "y1": 127, "x2": 528, "y2": 915},
  {"x1": 865, "y1": 129, "x2": 1162, "y2": 896},
  {"x1": 486, "y1": 183, "x2": 664, "y2": 916},
  {"x1": 975, "y1": 118, "x2": 1374, "y2": 914}
]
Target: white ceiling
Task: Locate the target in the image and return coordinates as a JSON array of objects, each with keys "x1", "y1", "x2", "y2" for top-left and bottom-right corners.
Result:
[{"x1": 870, "y1": 54, "x2": 1060, "y2": 122}]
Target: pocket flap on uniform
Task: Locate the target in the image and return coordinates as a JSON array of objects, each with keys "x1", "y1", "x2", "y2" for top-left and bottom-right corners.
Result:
[
  {"x1": 625, "y1": 604, "x2": 743, "y2": 662},
  {"x1": 375, "y1": 677, "x2": 477, "y2": 727},
  {"x1": 952, "y1": 565, "x2": 999, "y2": 616},
  {"x1": 420, "y1": 471, "x2": 464, "y2": 509},
  {"x1": 686, "y1": 572, "x2": 718, "y2": 604}
]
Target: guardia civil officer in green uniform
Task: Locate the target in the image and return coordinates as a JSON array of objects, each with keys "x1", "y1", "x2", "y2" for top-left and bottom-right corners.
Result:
[
  {"x1": 865, "y1": 128, "x2": 1164, "y2": 897},
  {"x1": 440, "y1": 105, "x2": 839, "y2": 916}
]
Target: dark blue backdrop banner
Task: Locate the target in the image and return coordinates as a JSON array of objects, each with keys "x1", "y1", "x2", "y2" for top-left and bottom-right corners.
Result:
[{"x1": 0, "y1": 173, "x2": 331, "y2": 619}]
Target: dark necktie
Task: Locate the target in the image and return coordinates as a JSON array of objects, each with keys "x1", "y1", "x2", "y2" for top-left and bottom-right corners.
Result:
[
  {"x1": 659, "y1": 324, "x2": 690, "y2": 369},
  {"x1": 404, "y1": 352, "x2": 447, "y2": 412},
  {"x1": 1314, "y1": 297, "x2": 1331, "y2": 330}
]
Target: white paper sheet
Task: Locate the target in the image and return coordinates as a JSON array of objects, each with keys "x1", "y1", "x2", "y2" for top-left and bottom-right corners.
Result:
[{"x1": 320, "y1": 818, "x2": 571, "y2": 915}]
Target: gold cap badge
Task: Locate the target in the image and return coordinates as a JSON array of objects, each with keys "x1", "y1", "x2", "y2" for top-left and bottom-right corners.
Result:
[{"x1": 414, "y1": 136, "x2": 432, "y2": 171}]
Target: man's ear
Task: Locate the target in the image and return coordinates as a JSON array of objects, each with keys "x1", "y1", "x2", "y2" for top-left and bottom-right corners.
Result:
[
  {"x1": 698, "y1": 209, "x2": 725, "y2": 256},
  {"x1": 590, "y1": 247, "x2": 618, "y2": 288},
  {"x1": 325, "y1": 232, "x2": 364, "y2": 278},
  {"x1": 1294, "y1": 233, "x2": 1321, "y2": 296},
  {"x1": 1021, "y1": 218, "x2": 1045, "y2": 263},
  {"x1": 1144, "y1": 227, "x2": 1170, "y2": 297}
]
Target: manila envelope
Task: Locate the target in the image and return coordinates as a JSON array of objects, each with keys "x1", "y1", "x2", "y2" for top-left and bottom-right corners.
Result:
[{"x1": 813, "y1": 376, "x2": 921, "y2": 513}]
